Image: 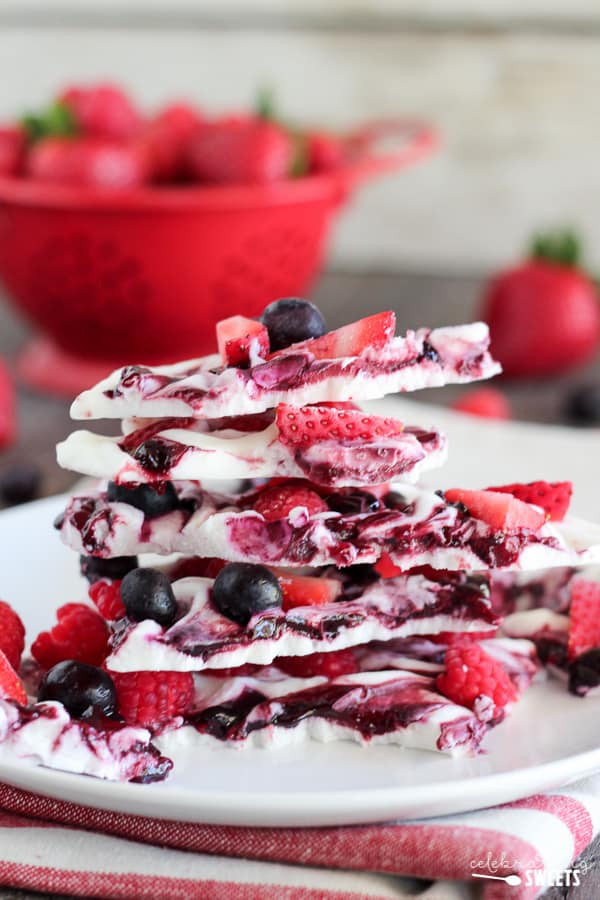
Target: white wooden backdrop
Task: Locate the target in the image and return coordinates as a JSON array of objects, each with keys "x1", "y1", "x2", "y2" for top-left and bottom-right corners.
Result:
[{"x1": 1, "y1": 1, "x2": 599, "y2": 272}]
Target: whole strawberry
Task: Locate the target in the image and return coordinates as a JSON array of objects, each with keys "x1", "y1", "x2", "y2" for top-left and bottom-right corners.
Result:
[
  {"x1": 143, "y1": 101, "x2": 203, "y2": 182},
  {"x1": 27, "y1": 136, "x2": 147, "y2": 188},
  {"x1": 0, "y1": 126, "x2": 25, "y2": 176},
  {"x1": 481, "y1": 230, "x2": 600, "y2": 377},
  {"x1": 186, "y1": 116, "x2": 292, "y2": 184},
  {"x1": 58, "y1": 83, "x2": 140, "y2": 141}
]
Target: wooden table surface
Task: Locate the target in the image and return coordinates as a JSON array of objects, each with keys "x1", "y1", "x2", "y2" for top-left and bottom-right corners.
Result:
[{"x1": 0, "y1": 270, "x2": 598, "y2": 899}]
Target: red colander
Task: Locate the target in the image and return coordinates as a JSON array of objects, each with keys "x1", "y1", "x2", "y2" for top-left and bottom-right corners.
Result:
[{"x1": 0, "y1": 118, "x2": 437, "y2": 394}]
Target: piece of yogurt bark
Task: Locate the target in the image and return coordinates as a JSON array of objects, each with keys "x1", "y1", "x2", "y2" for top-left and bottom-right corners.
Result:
[
  {"x1": 70, "y1": 314, "x2": 501, "y2": 421},
  {"x1": 58, "y1": 481, "x2": 600, "y2": 571},
  {"x1": 106, "y1": 571, "x2": 498, "y2": 673},
  {"x1": 0, "y1": 698, "x2": 171, "y2": 782},
  {"x1": 156, "y1": 668, "x2": 488, "y2": 756},
  {"x1": 57, "y1": 410, "x2": 447, "y2": 487}
]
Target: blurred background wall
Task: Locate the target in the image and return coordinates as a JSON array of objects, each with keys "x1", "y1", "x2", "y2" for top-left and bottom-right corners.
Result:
[{"x1": 1, "y1": 0, "x2": 598, "y2": 273}]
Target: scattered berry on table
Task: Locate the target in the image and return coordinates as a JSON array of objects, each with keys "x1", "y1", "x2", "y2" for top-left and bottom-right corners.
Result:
[
  {"x1": 487, "y1": 480, "x2": 572, "y2": 522},
  {"x1": 107, "y1": 481, "x2": 180, "y2": 518},
  {"x1": 436, "y1": 642, "x2": 517, "y2": 718},
  {"x1": 481, "y1": 229, "x2": 600, "y2": 377},
  {"x1": 38, "y1": 660, "x2": 117, "y2": 720},
  {"x1": 31, "y1": 603, "x2": 109, "y2": 669},
  {"x1": 0, "y1": 649, "x2": 27, "y2": 706},
  {"x1": 0, "y1": 357, "x2": 16, "y2": 449},
  {"x1": 0, "y1": 600, "x2": 25, "y2": 670},
  {"x1": 120, "y1": 568, "x2": 178, "y2": 627},
  {"x1": 0, "y1": 463, "x2": 42, "y2": 506},
  {"x1": 261, "y1": 298, "x2": 326, "y2": 352},
  {"x1": 278, "y1": 649, "x2": 357, "y2": 679},
  {"x1": 254, "y1": 482, "x2": 328, "y2": 521},
  {"x1": 79, "y1": 554, "x2": 139, "y2": 585},
  {"x1": 88, "y1": 579, "x2": 126, "y2": 621},
  {"x1": 563, "y1": 384, "x2": 600, "y2": 426},
  {"x1": 451, "y1": 388, "x2": 511, "y2": 420},
  {"x1": 211, "y1": 562, "x2": 283, "y2": 626},
  {"x1": 567, "y1": 578, "x2": 600, "y2": 661},
  {"x1": 111, "y1": 669, "x2": 194, "y2": 728},
  {"x1": 444, "y1": 488, "x2": 546, "y2": 532}
]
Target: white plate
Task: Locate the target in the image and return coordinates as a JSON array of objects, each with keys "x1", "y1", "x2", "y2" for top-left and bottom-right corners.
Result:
[{"x1": 2, "y1": 408, "x2": 600, "y2": 827}]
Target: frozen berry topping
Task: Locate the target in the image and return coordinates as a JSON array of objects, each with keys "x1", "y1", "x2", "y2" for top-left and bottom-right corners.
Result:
[
  {"x1": 261, "y1": 298, "x2": 326, "y2": 352},
  {"x1": 436, "y1": 642, "x2": 517, "y2": 720},
  {"x1": 111, "y1": 669, "x2": 194, "y2": 728},
  {"x1": 212, "y1": 562, "x2": 283, "y2": 625},
  {"x1": 31, "y1": 603, "x2": 109, "y2": 670},
  {"x1": 120, "y1": 568, "x2": 177, "y2": 627},
  {"x1": 39, "y1": 660, "x2": 117, "y2": 720},
  {"x1": 487, "y1": 481, "x2": 572, "y2": 522},
  {"x1": 253, "y1": 482, "x2": 329, "y2": 521}
]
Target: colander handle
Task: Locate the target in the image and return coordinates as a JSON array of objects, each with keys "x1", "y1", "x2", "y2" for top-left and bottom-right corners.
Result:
[{"x1": 339, "y1": 119, "x2": 439, "y2": 192}]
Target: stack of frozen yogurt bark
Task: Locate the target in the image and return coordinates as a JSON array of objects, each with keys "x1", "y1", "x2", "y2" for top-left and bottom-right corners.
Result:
[{"x1": 4, "y1": 299, "x2": 600, "y2": 783}]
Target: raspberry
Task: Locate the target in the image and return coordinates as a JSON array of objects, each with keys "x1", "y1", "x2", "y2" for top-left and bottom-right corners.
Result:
[
  {"x1": 31, "y1": 603, "x2": 109, "y2": 670},
  {"x1": 428, "y1": 630, "x2": 493, "y2": 646},
  {"x1": 111, "y1": 670, "x2": 194, "y2": 728},
  {"x1": 0, "y1": 649, "x2": 27, "y2": 706},
  {"x1": 436, "y1": 643, "x2": 517, "y2": 718},
  {"x1": 88, "y1": 579, "x2": 125, "y2": 621},
  {"x1": 568, "y1": 578, "x2": 600, "y2": 661},
  {"x1": 254, "y1": 483, "x2": 328, "y2": 522},
  {"x1": 0, "y1": 600, "x2": 25, "y2": 671},
  {"x1": 277, "y1": 649, "x2": 357, "y2": 679},
  {"x1": 451, "y1": 388, "x2": 511, "y2": 420}
]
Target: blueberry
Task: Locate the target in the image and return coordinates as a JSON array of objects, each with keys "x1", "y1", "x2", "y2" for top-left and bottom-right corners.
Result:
[
  {"x1": 80, "y1": 554, "x2": 139, "y2": 585},
  {"x1": 120, "y1": 567, "x2": 177, "y2": 627},
  {"x1": 261, "y1": 298, "x2": 326, "y2": 352},
  {"x1": 568, "y1": 647, "x2": 600, "y2": 696},
  {"x1": 39, "y1": 660, "x2": 117, "y2": 720},
  {"x1": 0, "y1": 463, "x2": 41, "y2": 506},
  {"x1": 564, "y1": 384, "x2": 600, "y2": 425},
  {"x1": 326, "y1": 490, "x2": 381, "y2": 516},
  {"x1": 107, "y1": 481, "x2": 180, "y2": 518},
  {"x1": 212, "y1": 563, "x2": 282, "y2": 626},
  {"x1": 132, "y1": 438, "x2": 176, "y2": 475}
]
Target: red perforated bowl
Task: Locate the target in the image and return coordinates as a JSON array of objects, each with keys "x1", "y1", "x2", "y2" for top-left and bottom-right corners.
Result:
[{"x1": 0, "y1": 119, "x2": 437, "y2": 393}]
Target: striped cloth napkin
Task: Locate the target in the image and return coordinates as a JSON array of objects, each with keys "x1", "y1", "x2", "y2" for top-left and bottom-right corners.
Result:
[{"x1": 0, "y1": 775, "x2": 599, "y2": 900}]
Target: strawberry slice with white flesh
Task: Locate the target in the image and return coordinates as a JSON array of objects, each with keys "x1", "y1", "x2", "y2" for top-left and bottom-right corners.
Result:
[
  {"x1": 269, "y1": 311, "x2": 396, "y2": 360},
  {"x1": 217, "y1": 316, "x2": 269, "y2": 367}
]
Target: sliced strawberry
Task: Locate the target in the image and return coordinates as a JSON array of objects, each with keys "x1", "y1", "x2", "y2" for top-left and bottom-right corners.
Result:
[
  {"x1": 568, "y1": 578, "x2": 600, "y2": 661},
  {"x1": 270, "y1": 311, "x2": 395, "y2": 361},
  {"x1": 487, "y1": 481, "x2": 572, "y2": 522},
  {"x1": 374, "y1": 553, "x2": 403, "y2": 579},
  {"x1": 269, "y1": 570, "x2": 342, "y2": 611},
  {"x1": 254, "y1": 483, "x2": 329, "y2": 521},
  {"x1": 0, "y1": 649, "x2": 27, "y2": 706},
  {"x1": 276, "y1": 403, "x2": 403, "y2": 448},
  {"x1": 216, "y1": 315, "x2": 269, "y2": 367},
  {"x1": 277, "y1": 649, "x2": 357, "y2": 679},
  {"x1": 445, "y1": 488, "x2": 546, "y2": 532}
]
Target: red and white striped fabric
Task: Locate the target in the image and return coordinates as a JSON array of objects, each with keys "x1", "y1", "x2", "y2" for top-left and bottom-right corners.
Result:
[{"x1": 0, "y1": 775, "x2": 599, "y2": 900}]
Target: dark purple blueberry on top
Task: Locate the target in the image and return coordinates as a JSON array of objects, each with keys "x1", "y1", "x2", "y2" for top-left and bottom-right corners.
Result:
[
  {"x1": 107, "y1": 480, "x2": 180, "y2": 518},
  {"x1": 568, "y1": 647, "x2": 600, "y2": 696},
  {"x1": 563, "y1": 384, "x2": 600, "y2": 426},
  {"x1": 0, "y1": 463, "x2": 41, "y2": 506},
  {"x1": 326, "y1": 489, "x2": 381, "y2": 516},
  {"x1": 39, "y1": 660, "x2": 117, "y2": 720},
  {"x1": 80, "y1": 554, "x2": 139, "y2": 585},
  {"x1": 261, "y1": 298, "x2": 326, "y2": 352},
  {"x1": 120, "y1": 567, "x2": 178, "y2": 627},
  {"x1": 212, "y1": 562, "x2": 282, "y2": 626}
]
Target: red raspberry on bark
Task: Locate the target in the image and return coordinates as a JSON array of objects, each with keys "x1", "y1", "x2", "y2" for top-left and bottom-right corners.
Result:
[
  {"x1": 436, "y1": 642, "x2": 516, "y2": 719},
  {"x1": 0, "y1": 600, "x2": 25, "y2": 671},
  {"x1": 31, "y1": 603, "x2": 109, "y2": 670},
  {"x1": 111, "y1": 670, "x2": 194, "y2": 728},
  {"x1": 88, "y1": 579, "x2": 126, "y2": 621},
  {"x1": 254, "y1": 483, "x2": 328, "y2": 521}
]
